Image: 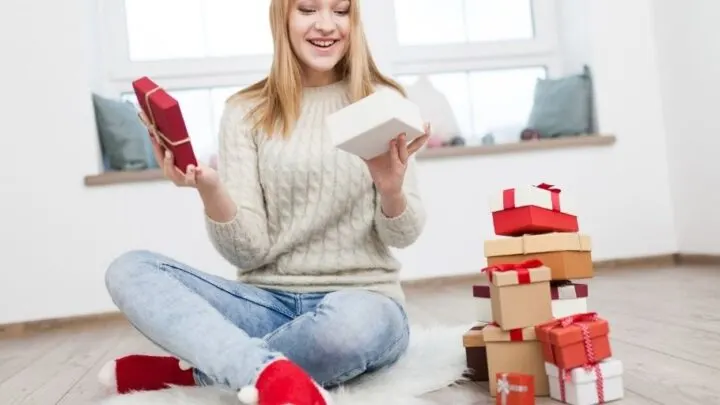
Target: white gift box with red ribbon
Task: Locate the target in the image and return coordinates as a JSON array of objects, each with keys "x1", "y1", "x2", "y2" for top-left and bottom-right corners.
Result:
[
  {"x1": 545, "y1": 358, "x2": 624, "y2": 405},
  {"x1": 489, "y1": 183, "x2": 577, "y2": 214}
]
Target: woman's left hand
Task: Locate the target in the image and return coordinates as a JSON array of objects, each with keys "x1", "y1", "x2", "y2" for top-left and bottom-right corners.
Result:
[{"x1": 364, "y1": 124, "x2": 430, "y2": 198}]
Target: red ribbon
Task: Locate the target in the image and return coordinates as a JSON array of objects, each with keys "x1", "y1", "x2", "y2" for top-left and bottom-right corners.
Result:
[
  {"x1": 554, "y1": 312, "x2": 606, "y2": 403},
  {"x1": 536, "y1": 183, "x2": 561, "y2": 193},
  {"x1": 502, "y1": 189, "x2": 516, "y2": 209},
  {"x1": 481, "y1": 259, "x2": 543, "y2": 284},
  {"x1": 559, "y1": 363, "x2": 605, "y2": 403},
  {"x1": 489, "y1": 322, "x2": 526, "y2": 342}
]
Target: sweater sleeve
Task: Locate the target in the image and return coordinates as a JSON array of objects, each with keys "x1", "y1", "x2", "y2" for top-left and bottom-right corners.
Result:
[
  {"x1": 374, "y1": 157, "x2": 427, "y2": 248},
  {"x1": 204, "y1": 101, "x2": 270, "y2": 271}
]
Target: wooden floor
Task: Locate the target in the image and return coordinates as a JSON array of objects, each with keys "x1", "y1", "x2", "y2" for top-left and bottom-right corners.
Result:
[{"x1": 1, "y1": 264, "x2": 719, "y2": 404}]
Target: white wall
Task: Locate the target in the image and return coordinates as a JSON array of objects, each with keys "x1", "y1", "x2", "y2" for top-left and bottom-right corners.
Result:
[
  {"x1": 652, "y1": 0, "x2": 720, "y2": 254},
  {"x1": 0, "y1": 0, "x2": 685, "y2": 324}
]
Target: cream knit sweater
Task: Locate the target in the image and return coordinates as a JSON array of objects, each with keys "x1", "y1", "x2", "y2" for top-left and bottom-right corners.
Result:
[{"x1": 204, "y1": 80, "x2": 426, "y2": 304}]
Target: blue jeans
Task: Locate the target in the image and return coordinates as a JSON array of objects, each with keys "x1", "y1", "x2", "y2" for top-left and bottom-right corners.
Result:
[{"x1": 104, "y1": 250, "x2": 410, "y2": 391}]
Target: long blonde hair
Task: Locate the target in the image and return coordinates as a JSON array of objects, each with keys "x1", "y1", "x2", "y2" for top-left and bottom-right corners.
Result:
[{"x1": 231, "y1": 0, "x2": 405, "y2": 137}]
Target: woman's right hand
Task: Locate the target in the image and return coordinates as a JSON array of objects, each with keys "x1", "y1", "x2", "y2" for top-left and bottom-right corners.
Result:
[{"x1": 139, "y1": 111, "x2": 221, "y2": 193}]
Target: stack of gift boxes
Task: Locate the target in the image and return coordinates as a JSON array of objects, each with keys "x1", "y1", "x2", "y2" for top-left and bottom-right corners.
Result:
[{"x1": 462, "y1": 184, "x2": 625, "y2": 405}]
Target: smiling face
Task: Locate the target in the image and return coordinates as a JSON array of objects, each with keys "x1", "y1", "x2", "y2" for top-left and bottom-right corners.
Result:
[{"x1": 288, "y1": 0, "x2": 351, "y2": 85}]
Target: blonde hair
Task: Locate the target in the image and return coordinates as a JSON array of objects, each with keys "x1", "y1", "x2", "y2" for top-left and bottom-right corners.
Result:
[{"x1": 231, "y1": 0, "x2": 405, "y2": 137}]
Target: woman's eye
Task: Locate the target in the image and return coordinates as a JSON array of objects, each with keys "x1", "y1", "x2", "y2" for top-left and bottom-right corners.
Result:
[
  {"x1": 298, "y1": 7, "x2": 316, "y2": 14},
  {"x1": 334, "y1": 9, "x2": 349, "y2": 16}
]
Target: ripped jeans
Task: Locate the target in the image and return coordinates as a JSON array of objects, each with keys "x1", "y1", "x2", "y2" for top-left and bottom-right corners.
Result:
[{"x1": 104, "y1": 250, "x2": 410, "y2": 391}]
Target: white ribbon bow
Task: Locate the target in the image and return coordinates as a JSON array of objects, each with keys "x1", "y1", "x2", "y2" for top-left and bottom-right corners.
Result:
[{"x1": 497, "y1": 373, "x2": 529, "y2": 405}]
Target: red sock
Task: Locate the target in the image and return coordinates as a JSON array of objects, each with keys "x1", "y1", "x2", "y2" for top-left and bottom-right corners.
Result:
[
  {"x1": 237, "y1": 358, "x2": 332, "y2": 405},
  {"x1": 98, "y1": 354, "x2": 196, "y2": 394}
]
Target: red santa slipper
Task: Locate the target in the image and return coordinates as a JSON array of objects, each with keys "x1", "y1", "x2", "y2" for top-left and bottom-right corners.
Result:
[
  {"x1": 237, "y1": 358, "x2": 333, "y2": 405},
  {"x1": 98, "y1": 354, "x2": 196, "y2": 394}
]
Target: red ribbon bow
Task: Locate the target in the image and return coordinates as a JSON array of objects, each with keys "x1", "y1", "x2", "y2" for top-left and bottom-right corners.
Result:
[
  {"x1": 556, "y1": 312, "x2": 599, "y2": 328},
  {"x1": 481, "y1": 259, "x2": 543, "y2": 284},
  {"x1": 536, "y1": 183, "x2": 561, "y2": 193}
]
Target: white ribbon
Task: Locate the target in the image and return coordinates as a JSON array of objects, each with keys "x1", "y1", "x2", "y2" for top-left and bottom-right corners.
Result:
[{"x1": 497, "y1": 373, "x2": 529, "y2": 405}]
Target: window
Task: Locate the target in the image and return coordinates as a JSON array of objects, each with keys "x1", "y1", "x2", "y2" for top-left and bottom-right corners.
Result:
[
  {"x1": 390, "y1": 0, "x2": 560, "y2": 145},
  {"x1": 397, "y1": 67, "x2": 546, "y2": 144},
  {"x1": 94, "y1": 0, "x2": 561, "y2": 171}
]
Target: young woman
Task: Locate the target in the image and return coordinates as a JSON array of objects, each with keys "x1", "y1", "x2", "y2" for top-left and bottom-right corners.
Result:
[{"x1": 100, "y1": 0, "x2": 429, "y2": 404}]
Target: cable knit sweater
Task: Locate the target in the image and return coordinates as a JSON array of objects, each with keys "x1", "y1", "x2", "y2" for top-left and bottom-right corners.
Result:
[{"x1": 204, "y1": 80, "x2": 426, "y2": 304}]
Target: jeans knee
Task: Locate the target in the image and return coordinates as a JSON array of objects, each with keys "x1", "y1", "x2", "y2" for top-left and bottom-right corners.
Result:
[
  {"x1": 105, "y1": 249, "x2": 158, "y2": 298},
  {"x1": 313, "y1": 290, "x2": 409, "y2": 384}
]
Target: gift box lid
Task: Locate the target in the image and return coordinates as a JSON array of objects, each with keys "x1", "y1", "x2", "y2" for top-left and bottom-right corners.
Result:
[
  {"x1": 484, "y1": 232, "x2": 591, "y2": 258},
  {"x1": 463, "y1": 323, "x2": 488, "y2": 347},
  {"x1": 535, "y1": 313, "x2": 609, "y2": 347},
  {"x1": 472, "y1": 285, "x2": 490, "y2": 298},
  {"x1": 551, "y1": 282, "x2": 589, "y2": 300},
  {"x1": 483, "y1": 324, "x2": 537, "y2": 343},
  {"x1": 545, "y1": 358, "x2": 623, "y2": 383},
  {"x1": 482, "y1": 260, "x2": 551, "y2": 287},
  {"x1": 489, "y1": 183, "x2": 576, "y2": 214}
]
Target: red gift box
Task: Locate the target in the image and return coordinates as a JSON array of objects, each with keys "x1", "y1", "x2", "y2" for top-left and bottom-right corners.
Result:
[
  {"x1": 490, "y1": 183, "x2": 579, "y2": 236},
  {"x1": 495, "y1": 372, "x2": 535, "y2": 405},
  {"x1": 132, "y1": 76, "x2": 197, "y2": 174},
  {"x1": 534, "y1": 312, "x2": 612, "y2": 371}
]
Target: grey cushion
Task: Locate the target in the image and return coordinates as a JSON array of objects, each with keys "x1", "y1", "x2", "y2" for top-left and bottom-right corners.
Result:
[
  {"x1": 92, "y1": 93, "x2": 158, "y2": 171},
  {"x1": 526, "y1": 65, "x2": 593, "y2": 138}
]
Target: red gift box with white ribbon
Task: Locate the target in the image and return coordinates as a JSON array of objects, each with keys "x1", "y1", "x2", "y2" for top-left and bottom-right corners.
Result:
[{"x1": 490, "y1": 183, "x2": 579, "y2": 236}]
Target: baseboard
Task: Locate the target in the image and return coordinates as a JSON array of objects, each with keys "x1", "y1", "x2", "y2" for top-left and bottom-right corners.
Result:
[
  {"x1": 0, "y1": 311, "x2": 127, "y2": 339},
  {"x1": 2, "y1": 252, "x2": 718, "y2": 339}
]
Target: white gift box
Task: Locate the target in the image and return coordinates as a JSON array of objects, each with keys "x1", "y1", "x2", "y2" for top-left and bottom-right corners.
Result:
[
  {"x1": 551, "y1": 283, "x2": 589, "y2": 318},
  {"x1": 546, "y1": 359, "x2": 624, "y2": 405},
  {"x1": 489, "y1": 184, "x2": 577, "y2": 214},
  {"x1": 325, "y1": 88, "x2": 426, "y2": 160}
]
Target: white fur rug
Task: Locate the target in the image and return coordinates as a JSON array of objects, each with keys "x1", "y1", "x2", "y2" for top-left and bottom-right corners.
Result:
[{"x1": 97, "y1": 324, "x2": 471, "y2": 405}]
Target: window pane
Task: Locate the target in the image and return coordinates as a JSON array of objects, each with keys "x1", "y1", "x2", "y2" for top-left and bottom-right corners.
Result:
[
  {"x1": 465, "y1": 0, "x2": 535, "y2": 42},
  {"x1": 393, "y1": 0, "x2": 534, "y2": 46},
  {"x1": 168, "y1": 89, "x2": 215, "y2": 165},
  {"x1": 204, "y1": 0, "x2": 273, "y2": 57},
  {"x1": 469, "y1": 67, "x2": 546, "y2": 143},
  {"x1": 123, "y1": 0, "x2": 273, "y2": 61},
  {"x1": 124, "y1": 0, "x2": 205, "y2": 61},
  {"x1": 399, "y1": 74, "x2": 472, "y2": 139},
  {"x1": 397, "y1": 67, "x2": 545, "y2": 144},
  {"x1": 393, "y1": 0, "x2": 466, "y2": 45},
  {"x1": 210, "y1": 86, "x2": 246, "y2": 135}
]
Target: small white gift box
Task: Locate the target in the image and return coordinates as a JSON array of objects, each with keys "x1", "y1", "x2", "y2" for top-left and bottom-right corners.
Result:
[
  {"x1": 325, "y1": 87, "x2": 426, "y2": 160},
  {"x1": 551, "y1": 282, "x2": 589, "y2": 318},
  {"x1": 545, "y1": 358, "x2": 624, "y2": 405}
]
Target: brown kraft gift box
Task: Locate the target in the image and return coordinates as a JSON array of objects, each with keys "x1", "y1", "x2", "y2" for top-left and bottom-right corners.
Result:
[
  {"x1": 462, "y1": 323, "x2": 489, "y2": 382},
  {"x1": 482, "y1": 259, "x2": 553, "y2": 330},
  {"x1": 483, "y1": 324, "x2": 549, "y2": 397},
  {"x1": 484, "y1": 232, "x2": 593, "y2": 280}
]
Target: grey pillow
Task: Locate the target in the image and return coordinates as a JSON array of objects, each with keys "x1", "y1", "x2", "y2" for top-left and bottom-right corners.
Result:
[
  {"x1": 526, "y1": 65, "x2": 593, "y2": 138},
  {"x1": 92, "y1": 93, "x2": 158, "y2": 171}
]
